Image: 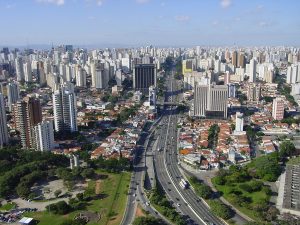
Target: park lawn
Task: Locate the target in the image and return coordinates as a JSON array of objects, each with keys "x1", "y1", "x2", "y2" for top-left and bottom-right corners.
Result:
[
  {"x1": 24, "y1": 170, "x2": 131, "y2": 225},
  {"x1": 212, "y1": 179, "x2": 270, "y2": 221},
  {"x1": 0, "y1": 202, "x2": 17, "y2": 211}
]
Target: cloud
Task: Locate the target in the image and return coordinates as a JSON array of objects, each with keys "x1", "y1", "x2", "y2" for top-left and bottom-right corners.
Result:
[
  {"x1": 96, "y1": 0, "x2": 103, "y2": 6},
  {"x1": 258, "y1": 21, "x2": 275, "y2": 27},
  {"x1": 160, "y1": 2, "x2": 165, "y2": 7},
  {"x1": 175, "y1": 15, "x2": 190, "y2": 22},
  {"x1": 212, "y1": 20, "x2": 219, "y2": 26},
  {"x1": 36, "y1": 0, "x2": 65, "y2": 5},
  {"x1": 220, "y1": 0, "x2": 232, "y2": 9},
  {"x1": 136, "y1": 0, "x2": 150, "y2": 4},
  {"x1": 257, "y1": 4, "x2": 264, "y2": 10}
]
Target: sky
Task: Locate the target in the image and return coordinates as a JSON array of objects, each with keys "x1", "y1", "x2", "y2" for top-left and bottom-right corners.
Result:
[{"x1": 0, "y1": 0, "x2": 300, "y2": 47}]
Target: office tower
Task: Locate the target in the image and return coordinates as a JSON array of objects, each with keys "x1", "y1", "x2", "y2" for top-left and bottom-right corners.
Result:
[
  {"x1": 272, "y1": 97, "x2": 284, "y2": 120},
  {"x1": 265, "y1": 69, "x2": 274, "y2": 83},
  {"x1": 228, "y1": 83, "x2": 236, "y2": 98},
  {"x1": 15, "y1": 57, "x2": 24, "y2": 82},
  {"x1": 53, "y1": 84, "x2": 78, "y2": 133},
  {"x1": 133, "y1": 64, "x2": 157, "y2": 93},
  {"x1": 65, "y1": 65, "x2": 72, "y2": 82},
  {"x1": 235, "y1": 112, "x2": 244, "y2": 133},
  {"x1": 0, "y1": 93, "x2": 9, "y2": 147},
  {"x1": 32, "y1": 120, "x2": 55, "y2": 152},
  {"x1": 238, "y1": 52, "x2": 245, "y2": 68},
  {"x1": 37, "y1": 61, "x2": 46, "y2": 86},
  {"x1": 23, "y1": 61, "x2": 32, "y2": 82},
  {"x1": 53, "y1": 50, "x2": 61, "y2": 65},
  {"x1": 249, "y1": 59, "x2": 257, "y2": 83},
  {"x1": 194, "y1": 83, "x2": 228, "y2": 119},
  {"x1": 7, "y1": 81, "x2": 20, "y2": 112},
  {"x1": 13, "y1": 96, "x2": 42, "y2": 149},
  {"x1": 76, "y1": 66, "x2": 86, "y2": 87},
  {"x1": 232, "y1": 51, "x2": 238, "y2": 67}
]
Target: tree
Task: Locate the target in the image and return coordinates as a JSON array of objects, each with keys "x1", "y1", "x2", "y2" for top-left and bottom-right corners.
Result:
[
  {"x1": 279, "y1": 140, "x2": 296, "y2": 158},
  {"x1": 209, "y1": 200, "x2": 233, "y2": 219},
  {"x1": 195, "y1": 183, "x2": 212, "y2": 199},
  {"x1": 46, "y1": 201, "x2": 70, "y2": 215},
  {"x1": 264, "y1": 206, "x2": 279, "y2": 221},
  {"x1": 54, "y1": 190, "x2": 62, "y2": 198},
  {"x1": 133, "y1": 216, "x2": 166, "y2": 225}
]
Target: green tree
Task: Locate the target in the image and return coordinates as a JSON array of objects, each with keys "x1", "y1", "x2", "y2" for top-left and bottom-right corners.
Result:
[
  {"x1": 209, "y1": 200, "x2": 233, "y2": 220},
  {"x1": 279, "y1": 140, "x2": 296, "y2": 158},
  {"x1": 132, "y1": 216, "x2": 166, "y2": 225}
]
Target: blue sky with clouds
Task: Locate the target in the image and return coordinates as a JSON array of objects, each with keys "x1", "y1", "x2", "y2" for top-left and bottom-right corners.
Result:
[{"x1": 0, "y1": 0, "x2": 299, "y2": 47}]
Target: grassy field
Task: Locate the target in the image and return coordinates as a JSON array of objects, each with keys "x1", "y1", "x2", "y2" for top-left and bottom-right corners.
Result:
[
  {"x1": 0, "y1": 202, "x2": 17, "y2": 211},
  {"x1": 212, "y1": 179, "x2": 270, "y2": 221},
  {"x1": 25, "y1": 170, "x2": 131, "y2": 225},
  {"x1": 287, "y1": 156, "x2": 300, "y2": 165}
]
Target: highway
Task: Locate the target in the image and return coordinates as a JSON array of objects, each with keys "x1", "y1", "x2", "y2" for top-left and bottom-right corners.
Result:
[
  {"x1": 152, "y1": 71, "x2": 225, "y2": 225},
  {"x1": 121, "y1": 120, "x2": 171, "y2": 225}
]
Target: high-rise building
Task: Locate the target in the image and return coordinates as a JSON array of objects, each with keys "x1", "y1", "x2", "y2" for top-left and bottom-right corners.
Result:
[
  {"x1": 53, "y1": 84, "x2": 78, "y2": 133},
  {"x1": 272, "y1": 97, "x2": 284, "y2": 120},
  {"x1": 247, "y1": 83, "x2": 261, "y2": 102},
  {"x1": 75, "y1": 66, "x2": 86, "y2": 87},
  {"x1": 228, "y1": 83, "x2": 236, "y2": 98},
  {"x1": 32, "y1": 120, "x2": 55, "y2": 152},
  {"x1": 15, "y1": 57, "x2": 24, "y2": 82},
  {"x1": 194, "y1": 83, "x2": 228, "y2": 119},
  {"x1": 13, "y1": 96, "x2": 42, "y2": 149},
  {"x1": 115, "y1": 69, "x2": 124, "y2": 86},
  {"x1": 182, "y1": 59, "x2": 194, "y2": 75},
  {"x1": 37, "y1": 61, "x2": 46, "y2": 86},
  {"x1": 232, "y1": 51, "x2": 238, "y2": 67},
  {"x1": 23, "y1": 61, "x2": 32, "y2": 82},
  {"x1": 235, "y1": 112, "x2": 244, "y2": 133},
  {"x1": 249, "y1": 59, "x2": 257, "y2": 83},
  {"x1": 7, "y1": 81, "x2": 20, "y2": 112},
  {"x1": 91, "y1": 61, "x2": 108, "y2": 89},
  {"x1": 0, "y1": 93, "x2": 9, "y2": 147},
  {"x1": 133, "y1": 64, "x2": 157, "y2": 93},
  {"x1": 238, "y1": 52, "x2": 245, "y2": 68}
]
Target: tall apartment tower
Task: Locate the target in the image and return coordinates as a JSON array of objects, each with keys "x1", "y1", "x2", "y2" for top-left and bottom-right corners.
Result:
[
  {"x1": 7, "y1": 81, "x2": 20, "y2": 112},
  {"x1": 75, "y1": 66, "x2": 87, "y2": 87},
  {"x1": 91, "y1": 61, "x2": 108, "y2": 89},
  {"x1": 15, "y1": 57, "x2": 24, "y2": 82},
  {"x1": 235, "y1": 112, "x2": 244, "y2": 133},
  {"x1": 32, "y1": 120, "x2": 55, "y2": 152},
  {"x1": 23, "y1": 61, "x2": 32, "y2": 82},
  {"x1": 53, "y1": 84, "x2": 78, "y2": 133},
  {"x1": 13, "y1": 96, "x2": 42, "y2": 149},
  {"x1": 232, "y1": 51, "x2": 238, "y2": 67},
  {"x1": 133, "y1": 64, "x2": 157, "y2": 93},
  {"x1": 249, "y1": 59, "x2": 257, "y2": 83},
  {"x1": 0, "y1": 93, "x2": 9, "y2": 147},
  {"x1": 37, "y1": 61, "x2": 46, "y2": 86},
  {"x1": 238, "y1": 52, "x2": 245, "y2": 68},
  {"x1": 194, "y1": 83, "x2": 228, "y2": 119},
  {"x1": 272, "y1": 97, "x2": 284, "y2": 120}
]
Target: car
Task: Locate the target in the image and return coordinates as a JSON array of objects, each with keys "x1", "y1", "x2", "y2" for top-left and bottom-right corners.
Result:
[
  {"x1": 133, "y1": 193, "x2": 136, "y2": 197},
  {"x1": 145, "y1": 202, "x2": 150, "y2": 206},
  {"x1": 177, "y1": 203, "x2": 181, "y2": 207}
]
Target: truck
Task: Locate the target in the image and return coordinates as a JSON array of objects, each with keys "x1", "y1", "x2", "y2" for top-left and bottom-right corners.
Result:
[{"x1": 179, "y1": 179, "x2": 189, "y2": 189}]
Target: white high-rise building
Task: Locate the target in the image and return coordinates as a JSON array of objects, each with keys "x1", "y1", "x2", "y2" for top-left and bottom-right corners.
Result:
[
  {"x1": 115, "y1": 69, "x2": 124, "y2": 86},
  {"x1": 272, "y1": 97, "x2": 284, "y2": 120},
  {"x1": 23, "y1": 61, "x2": 32, "y2": 82},
  {"x1": 287, "y1": 66, "x2": 293, "y2": 84},
  {"x1": 0, "y1": 93, "x2": 9, "y2": 147},
  {"x1": 76, "y1": 66, "x2": 87, "y2": 87},
  {"x1": 7, "y1": 81, "x2": 20, "y2": 112},
  {"x1": 194, "y1": 83, "x2": 228, "y2": 119},
  {"x1": 15, "y1": 57, "x2": 24, "y2": 82},
  {"x1": 235, "y1": 112, "x2": 244, "y2": 133},
  {"x1": 249, "y1": 59, "x2": 257, "y2": 83},
  {"x1": 53, "y1": 84, "x2": 78, "y2": 133},
  {"x1": 92, "y1": 61, "x2": 108, "y2": 89},
  {"x1": 32, "y1": 120, "x2": 55, "y2": 152}
]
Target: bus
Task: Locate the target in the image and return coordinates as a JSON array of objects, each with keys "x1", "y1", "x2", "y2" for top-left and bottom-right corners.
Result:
[{"x1": 179, "y1": 179, "x2": 189, "y2": 189}]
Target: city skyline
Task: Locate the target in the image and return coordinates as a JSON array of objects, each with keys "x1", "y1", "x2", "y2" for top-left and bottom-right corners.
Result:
[{"x1": 0, "y1": 0, "x2": 300, "y2": 47}]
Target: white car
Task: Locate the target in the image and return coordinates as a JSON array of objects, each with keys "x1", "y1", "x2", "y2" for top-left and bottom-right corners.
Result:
[
  {"x1": 177, "y1": 203, "x2": 181, "y2": 207},
  {"x1": 145, "y1": 202, "x2": 150, "y2": 206}
]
